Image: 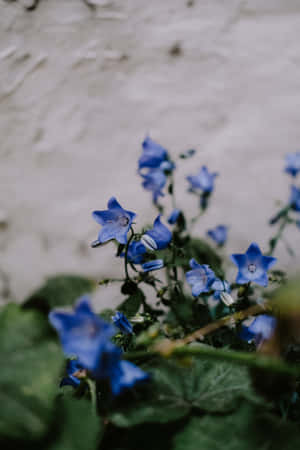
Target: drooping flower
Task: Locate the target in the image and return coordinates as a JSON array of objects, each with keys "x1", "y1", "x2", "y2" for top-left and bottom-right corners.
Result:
[
  {"x1": 211, "y1": 279, "x2": 231, "y2": 300},
  {"x1": 285, "y1": 152, "x2": 300, "y2": 177},
  {"x1": 142, "y1": 215, "x2": 172, "y2": 250},
  {"x1": 186, "y1": 166, "x2": 218, "y2": 194},
  {"x1": 49, "y1": 295, "x2": 116, "y2": 373},
  {"x1": 120, "y1": 241, "x2": 146, "y2": 264},
  {"x1": 186, "y1": 259, "x2": 216, "y2": 297},
  {"x1": 168, "y1": 208, "x2": 181, "y2": 225},
  {"x1": 49, "y1": 296, "x2": 148, "y2": 395},
  {"x1": 112, "y1": 311, "x2": 133, "y2": 335},
  {"x1": 60, "y1": 359, "x2": 87, "y2": 388},
  {"x1": 92, "y1": 197, "x2": 136, "y2": 245},
  {"x1": 141, "y1": 168, "x2": 167, "y2": 204},
  {"x1": 289, "y1": 185, "x2": 300, "y2": 212},
  {"x1": 240, "y1": 315, "x2": 276, "y2": 346},
  {"x1": 138, "y1": 136, "x2": 168, "y2": 170},
  {"x1": 231, "y1": 242, "x2": 277, "y2": 287},
  {"x1": 142, "y1": 259, "x2": 164, "y2": 272},
  {"x1": 207, "y1": 225, "x2": 228, "y2": 246}
]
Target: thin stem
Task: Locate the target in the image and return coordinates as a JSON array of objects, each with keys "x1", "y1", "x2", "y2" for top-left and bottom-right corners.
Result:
[
  {"x1": 86, "y1": 379, "x2": 97, "y2": 415},
  {"x1": 126, "y1": 342, "x2": 300, "y2": 378},
  {"x1": 268, "y1": 212, "x2": 290, "y2": 256},
  {"x1": 124, "y1": 227, "x2": 135, "y2": 281}
]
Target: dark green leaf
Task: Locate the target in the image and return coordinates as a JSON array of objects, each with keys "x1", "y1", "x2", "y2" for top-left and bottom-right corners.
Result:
[
  {"x1": 0, "y1": 304, "x2": 63, "y2": 440},
  {"x1": 109, "y1": 354, "x2": 254, "y2": 427},
  {"x1": 118, "y1": 288, "x2": 145, "y2": 316},
  {"x1": 23, "y1": 274, "x2": 96, "y2": 315}
]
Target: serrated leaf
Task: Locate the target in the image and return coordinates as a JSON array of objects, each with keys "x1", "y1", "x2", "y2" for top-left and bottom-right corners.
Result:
[
  {"x1": 0, "y1": 304, "x2": 63, "y2": 441},
  {"x1": 109, "y1": 354, "x2": 253, "y2": 427},
  {"x1": 23, "y1": 275, "x2": 96, "y2": 315},
  {"x1": 173, "y1": 402, "x2": 300, "y2": 450}
]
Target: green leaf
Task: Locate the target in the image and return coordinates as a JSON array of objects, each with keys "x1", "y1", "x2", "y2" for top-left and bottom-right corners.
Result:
[
  {"x1": 0, "y1": 304, "x2": 64, "y2": 441},
  {"x1": 109, "y1": 354, "x2": 253, "y2": 427},
  {"x1": 48, "y1": 398, "x2": 102, "y2": 450},
  {"x1": 186, "y1": 238, "x2": 224, "y2": 276},
  {"x1": 173, "y1": 402, "x2": 300, "y2": 450},
  {"x1": 118, "y1": 288, "x2": 145, "y2": 316},
  {"x1": 23, "y1": 274, "x2": 96, "y2": 315}
]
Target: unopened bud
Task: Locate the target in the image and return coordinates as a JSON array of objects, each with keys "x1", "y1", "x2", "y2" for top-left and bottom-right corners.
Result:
[
  {"x1": 141, "y1": 234, "x2": 158, "y2": 251},
  {"x1": 220, "y1": 292, "x2": 235, "y2": 307}
]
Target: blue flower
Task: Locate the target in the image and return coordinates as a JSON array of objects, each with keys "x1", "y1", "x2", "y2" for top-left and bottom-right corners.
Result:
[
  {"x1": 207, "y1": 225, "x2": 228, "y2": 246},
  {"x1": 142, "y1": 259, "x2": 164, "y2": 272},
  {"x1": 290, "y1": 185, "x2": 300, "y2": 212},
  {"x1": 109, "y1": 360, "x2": 149, "y2": 396},
  {"x1": 285, "y1": 152, "x2": 300, "y2": 177},
  {"x1": 49, "y1": 296, "x2": 148, "y2": 395},
  {"x1": 231, "y1": 242, "x2": 277, "y2": 287},
  {"x1": 138, "y1": 136, "x2": 168, "y2": 170},
  {"x1": 60, "y1": 359, "x2": 86, "y2": 388},
  {"x1": 49, "y1": 295, "x2": 116, "y2": 374},
  {"x1": 168, "y1": 208, "x2": 181, "y2": 225},
  {"x1": 211, "y1": 279, "x2": 231, "y2": 300},
  {"x1": 120, "y1": 241, "x2": 146, "y2": 264},
  {"x1": 186, "y1": 166, "x2": 218, "y2": 194},
  {"x1": 143, "y1": 215, "x2": 172, "y2": 250},
  {"x1": 112, "y1": 311, "x2": 133, "y2": 335},
  {"x1": 240, "y1": 315, "x2": 276, "y2": 346},
  {"x1": 92, "y1": 197, "x2": 136, "y2": 245},
  {"x1": 186, "y1": 259, "x2": 216, "y2": 297},
  {"x1": 141, "y1": 168, "x2": 167, "y2": 204}
]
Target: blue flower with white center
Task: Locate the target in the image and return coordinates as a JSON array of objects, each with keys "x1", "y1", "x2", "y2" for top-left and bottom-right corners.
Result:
[
  {"x1": 142, "y1": 215, "x2": 172, "y2": 250},
  {"x1": 120, "y1": 241, "x2": 146, "y2": 264},
  {"x1": 92, "y1": 197, "x2": 136, "y2": 245},
  {"x1": 142, "y1": 259, "x2": 164, "y2": 272},
  {"x1": 49, "y1": 296, "x2": 148, "y2": 395},
  {"x1": 186, "y1": 259, "x2": 216, "y2": 297},
  {"x1": 109, "y1": 360, "x2": 149, "y2": 396},
  {"x1": 49, "y1": 295, "x2": 117, "y2": 374},
  {"x1": 168, "y1": 208, "x2": 181, "y2": 225},
  {"x1": 141, "y1": 168, "x2": 166, "y2": 204},
  {"x1": 207, "y1": 225, "x2": 228, "y2": 246},
  {"x1": 240, "y1": 315, "x2": 276, "y2": 346},
  {"x1": 290, "y1": 185, "x2": 300, "y2": 212},
  {"x1": 211, "y1": 279, "x2": 231, "y2": 300},
  {"x1": 285, "y1": 152, "x2": 300, "y2": 177},
  {"x1": 112, "y1": 311, "x2": 133, "y2": 335},
  {"x1": 60, "y1": 359, "x2": 86, "y2": 388},
  {"x1": 138, "y1": 136, "x2": 168, "y2": 170},
  {"x1": 231, "y1": 242, "x2": 277, "y2": 287},
  {"x1": 186, "y1": 166, "x2": 218, "y2": 194}
]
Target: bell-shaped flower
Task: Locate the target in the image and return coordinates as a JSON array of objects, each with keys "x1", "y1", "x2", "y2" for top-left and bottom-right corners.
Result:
[
  {"x1": 112, "y1": 311, "x2": 133, "y2": 335},
  {"x1": 240, "y1": 314, "x2": 276, "y2": 346},
  {"x1": 211, "y1": 279, "x2": 231, "y2": 300},
  {"x1": 168, "y1": 208, "x2": 181, "y2": 225},
  {"x1": 141, "y1": 168, "x2": 166, "y2": 204},
  {"x1": 138, "y1": 136, "x2": 168, "y2": 170},
  {"x1": 290, "y1": 185, "x2": 300, "y2": 212},
  {"x1": 109, "y1": 360, "x2": 149, "y2": 396},
  {"x1": 207, "y1": 225, "x2": 228, "y2": 246},
  {"x1": 142, "y1": 259, "x2": 164, "y2": 272},
  {"x1": 60, "y1": 359, "x2": 87, "y2": 388},
  {"x1": 285, "y1": 152, "x2": 300, "y2": 177},
  {"x1": 231, "y1": 242, "x2": 277, "y2": 287},
  {"x1": 143, "y1": 215, "x2": 172, "y2": 250},
  {"x1": 92, "y1": 197, "x2": 136, "y2": 245},
  {"x1": 186, "y1": 166, "x2": 218, "y2": 194},
  {"x1": 120, "y1": 241, "x2": 146, "y2": 264},
  {"x1": 186, "y1": 259, "x2": 216, "y2": 297}
]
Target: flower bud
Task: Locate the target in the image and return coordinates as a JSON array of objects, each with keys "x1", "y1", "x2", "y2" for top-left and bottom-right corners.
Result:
[
  {"x1": 141, "y1": 234, "x2": 158, "y2": 251},
  {"x1": 220, "y1": 292, "x2": 235, "y2": 307}
]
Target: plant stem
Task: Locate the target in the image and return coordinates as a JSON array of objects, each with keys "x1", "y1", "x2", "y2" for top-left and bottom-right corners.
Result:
[
  {"x1": 124, "y1": 227, "x2": 135, "y2": 281},
  {"x1": 86, "y1": 379, "x2": 97, "y2": 415}
]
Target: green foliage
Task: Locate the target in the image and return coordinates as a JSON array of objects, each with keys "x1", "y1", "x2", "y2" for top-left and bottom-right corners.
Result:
[
  {"x1": 118, "y1": 287, "x2": 145, "y2": 316},
  {"x1": 186, "y1": 238, "x2": 224, "y2": 276},
  {"x1": 0, "y1": 304, "x2": 63, "y2": 441},
  {"x1": 109, "y1": 355, "x2": 254, "y2": 427},
  {"x1": 23, "y1": 275, "x2": 96, "y2": 315}
]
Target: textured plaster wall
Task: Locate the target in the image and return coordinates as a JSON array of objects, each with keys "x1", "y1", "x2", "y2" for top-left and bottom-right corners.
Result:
[{"x1": 1, "y1": 0, "x2": 300, "y2": 308}]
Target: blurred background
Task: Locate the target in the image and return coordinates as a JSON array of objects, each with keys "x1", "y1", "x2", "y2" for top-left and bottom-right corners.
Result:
[{"x1": 1, "y1": 0, "x2": 300, "y2": 308}]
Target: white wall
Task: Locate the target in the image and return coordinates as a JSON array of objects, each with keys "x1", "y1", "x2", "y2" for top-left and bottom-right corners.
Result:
[{"x1": 1, "y1": 0, "x2": 300, "y2": 306}]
